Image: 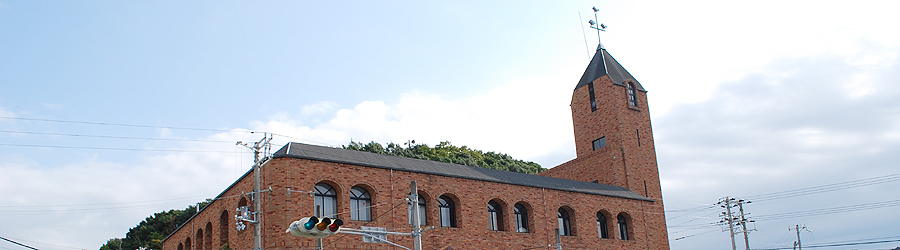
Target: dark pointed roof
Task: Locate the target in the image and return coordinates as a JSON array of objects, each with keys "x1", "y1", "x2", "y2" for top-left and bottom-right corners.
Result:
[
  {"x1": 575, "y1": 45, "x2": 645, "y2": 91},
  {"x1": 273, "y1": 142, "x2": 653, "y2": 201}
]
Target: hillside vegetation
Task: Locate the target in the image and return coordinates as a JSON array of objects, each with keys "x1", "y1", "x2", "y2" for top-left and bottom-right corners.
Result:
[{"x1": 342, "y1": 140, "x2": 546, "y2": 174}]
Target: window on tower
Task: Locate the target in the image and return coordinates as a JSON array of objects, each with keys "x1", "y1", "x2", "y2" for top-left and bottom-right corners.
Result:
[
  {"x1": 627, "y1": 83, "x2": 638, "y2": 107},
  {"x1": 589, "y1": 82, "x2": 597, "y2": 111},
  {"x1": 592, "y1": 137, "x2": 606, "y2": 151}
]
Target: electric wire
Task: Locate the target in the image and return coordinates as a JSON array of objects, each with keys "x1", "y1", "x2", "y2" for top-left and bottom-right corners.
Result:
[
  {"x1": 0, "y1": 237, "x2": 38, "y2": 250},
  {"x1": 0, "y1": 143, "x2": 235, "y2": 153},
  {"x1": 745, "y1": 173, "x2": 900, "y2": 202},
  {"x1": 0, "y1": 116, "x2": 239, "y2": 133},
  {"x1": 0, "y1": 236, "x2": 81, "y2": 250},
  {"x1": 752, "y1": 198, "x2": 900, "y2": 221},
  {"x1": 0, "y1": 129, "x2": 234, "y2": 143},
  {"x1": 751, "y1": 235, "x2": 900, "y2": 250},
  {"x1": 0, "y1": 195, "x2": 213, "y2": 208},
  {"x1": 672, "y1": 228, "x2": 720, "y2": 241}
]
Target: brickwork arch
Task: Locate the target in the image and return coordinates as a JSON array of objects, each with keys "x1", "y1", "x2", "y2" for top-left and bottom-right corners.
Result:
[
  {"x1": 219, "y1": 210, "x2": 229, "y2": 247},
  {"x1": 195, "y1": 229, "x2": 203, "y2": 250},
  {"x1": 204, "y1": 222, "x2": 212, "y2": 250}
]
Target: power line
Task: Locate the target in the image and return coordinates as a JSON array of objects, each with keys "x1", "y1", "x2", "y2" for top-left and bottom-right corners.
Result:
[
  {"x1": 0, "y1": 143, "x2": 235, "y2": 153},
  {"x1": 0, "y1": 237, "x2": 82, "y2": 250},
  {"x1": 752, "y1": 235, "x2": 900, "y2": 250},
  {"x1": 0, "y1": 129, "x2": 234, "y2": 143},
  {"x1": 0, "y1": 236, "x2": 38, "y2": 250},
  {"x1": 753, "y1": 198, "x2": 900, "y2": 221},
  {"x1": 745, "y1": 173, "x2": 900, "y2": 202},
  {"x1": 0, "y1": 195, "x2": 212, "y2": 208},
  {"x1": 0, "y1": 116, "x2": 238, "y2": 133}
]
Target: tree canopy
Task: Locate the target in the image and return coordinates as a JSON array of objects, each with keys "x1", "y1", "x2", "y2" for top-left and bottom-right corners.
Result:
[
  {"x1": 342, "y1": 140, "x2": 546, "y2": 174},
  {"x1": 100, "y1": 199, "x2": 211, "y2": 250}
]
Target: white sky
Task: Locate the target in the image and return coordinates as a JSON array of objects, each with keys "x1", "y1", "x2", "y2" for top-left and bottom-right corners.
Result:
[{"x1": 2, "y1": 1, "x2": 900, "y2": 249}]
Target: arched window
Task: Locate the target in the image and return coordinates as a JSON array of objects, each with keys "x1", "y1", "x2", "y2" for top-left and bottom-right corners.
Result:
[
  {"x1": 219, "y1": 210, "x2": 229, "y2": 247},
  {"x1": 618, "y1": 213, "x2": 630, "y2": 240},
  {"x1": 204, "y1": 222, "x2": 212, "y2": 250},
  {"x1": 627, "y1": 83, "x2": 638, "y2": 107},
  {"x1": 185, "y1": 237, "x2": 192, "y2": 250},
  {"x1": 350, "y1": 186, "x2": 372, "y2": 221},
  {"x1": 488, "y1": 200, "x2": 503, "y2": 231},
  {"x1": 438, "y1": 195, "x2": 456, "y2": 227},
  {"x1": 557, "y1": 208, "x2": 572, "y2": 236},
  {"x1": 597, "y1": 212, "x2": 609, "y2": 239},
  {"x1": 514, "y1": 203, "x2": 529, "y2": 233},
  {"x1": 178, "y1": 243, "x2": 184, "y2": 250},
  {"x1": 195, "y1": 229, "x2": 203, "y2": 250},
  {"x1": 407, "y1": 195, "x2": 426, "y2": 225},
  {"x1": 314, "y1": 183, "x2": 337, "y2": 218}
]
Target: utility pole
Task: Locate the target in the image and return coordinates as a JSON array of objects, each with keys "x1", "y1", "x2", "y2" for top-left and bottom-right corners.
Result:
[
  {"x1": 737, "y1": 199, "x2": 754, "y2": 250},
  {"x1": 790, "y1": 225, "x2": 807, "y2": 250},
  {"x1": 719, "y1": 197, "x2": 737, "y2": 250},
  {"x1": 410, "y1": 181, "x2": 423, "y2": 250},
  {"x1": 238, "y1": 133, "x2": 272, "y2": 250},
  {"x1": 719, "y1": 197, "x2": 754, "y2": 250}
]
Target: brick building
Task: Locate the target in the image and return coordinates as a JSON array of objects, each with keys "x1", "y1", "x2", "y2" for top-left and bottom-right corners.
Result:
[{"x1": 161, "y1": 45, "x2": 669, "y2": 250}]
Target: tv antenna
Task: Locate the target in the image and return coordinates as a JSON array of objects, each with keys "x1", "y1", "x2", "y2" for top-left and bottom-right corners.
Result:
[{"x1": 587, "y1": 7, "x2": 608, "y2": 48}]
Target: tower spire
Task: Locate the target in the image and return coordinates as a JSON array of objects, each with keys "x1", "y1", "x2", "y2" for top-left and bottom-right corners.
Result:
[{"x1": 587, "y1": 7, "x2": 607, "y2": 50}]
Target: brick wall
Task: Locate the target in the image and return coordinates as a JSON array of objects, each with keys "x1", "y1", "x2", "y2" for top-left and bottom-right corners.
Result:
[{"x1": 162, "y1": 156, "x2": 669, "y2": 249}]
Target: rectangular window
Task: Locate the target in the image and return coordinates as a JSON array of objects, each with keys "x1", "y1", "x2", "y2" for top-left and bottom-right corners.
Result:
[
  {"x1": 592, "y1": 137, "x2": 606, "y2": 151},
  {"x1": 637, "y1": 129, "x2": 641, "y2": 147},
  {"x1": 589, "y1": 83, "x2": 597, "y2": 111}
]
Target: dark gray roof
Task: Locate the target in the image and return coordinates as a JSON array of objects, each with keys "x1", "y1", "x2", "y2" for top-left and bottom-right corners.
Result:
[
  {"x1": 273, "y1": 142, "x2": 652, "y2": 201},
  {"x1": 575, "y1": 45, "x2": 645, "y2": 91}
]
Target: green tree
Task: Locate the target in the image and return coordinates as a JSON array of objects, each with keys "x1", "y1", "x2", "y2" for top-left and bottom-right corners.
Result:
[
  {"x1": 100, "y1": 199, "x2": 212, "y2": 250},
  {"x1": 343, "y1": 140, "x2": 545, "y2": 174}
]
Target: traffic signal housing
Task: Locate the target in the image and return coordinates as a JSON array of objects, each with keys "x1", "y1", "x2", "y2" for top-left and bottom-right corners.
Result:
[{"x1": 286, "y1": 216, "x2": 344, "y2": 238}]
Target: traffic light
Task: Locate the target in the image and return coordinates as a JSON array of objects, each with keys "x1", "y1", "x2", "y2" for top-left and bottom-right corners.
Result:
[{"x1": 286, "y1": 216, "x2": 344, "y2": 238}]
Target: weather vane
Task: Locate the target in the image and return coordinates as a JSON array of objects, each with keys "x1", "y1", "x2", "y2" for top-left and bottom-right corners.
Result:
[{"x1": 587, "y1": 7, "x2": 607, "y2": 48}]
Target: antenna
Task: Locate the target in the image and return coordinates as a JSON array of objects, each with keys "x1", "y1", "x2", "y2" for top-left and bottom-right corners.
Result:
[{"x1": 587, "y1": 7, "x2": 607, "y2": 49}]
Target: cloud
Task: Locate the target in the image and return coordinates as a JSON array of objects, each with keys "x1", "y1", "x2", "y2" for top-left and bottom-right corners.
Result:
[
  {"x1": 253, "y1": 72, "x2": 577, "y2": 167},
  {"x1": 659, "y1": 49, "x2": 900, "y2": 248}
]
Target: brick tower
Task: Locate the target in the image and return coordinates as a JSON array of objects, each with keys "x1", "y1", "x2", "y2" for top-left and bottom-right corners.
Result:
[{"x1": 540, "y1": 44, "x2": 663, "y2": 202}]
